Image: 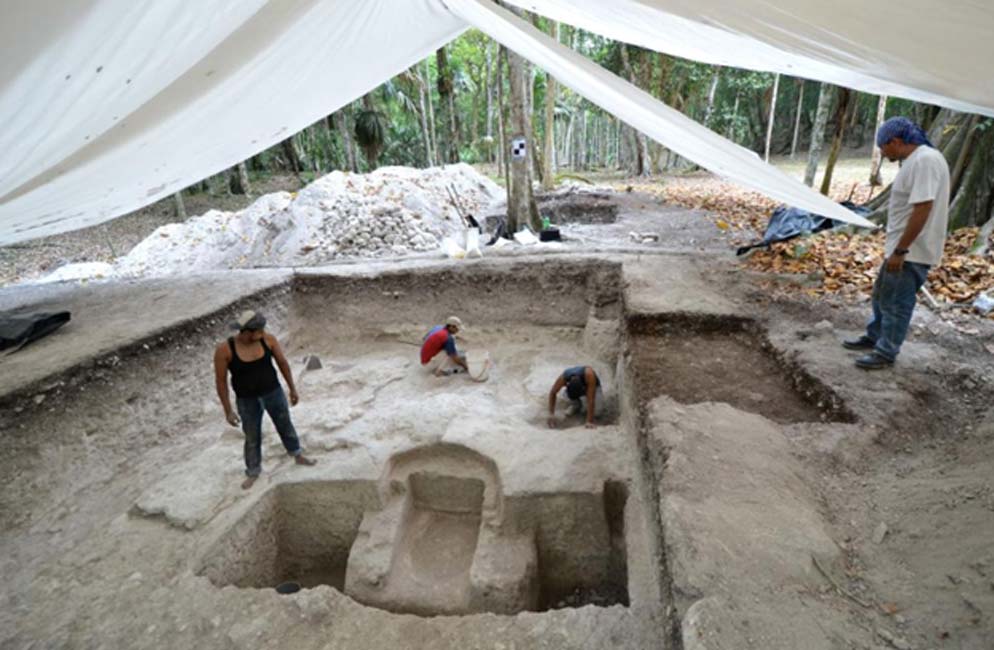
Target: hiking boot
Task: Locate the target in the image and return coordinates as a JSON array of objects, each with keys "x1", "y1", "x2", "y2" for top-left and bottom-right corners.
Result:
[
  {"x1": 855, "y1": 352, "x2": 894, "y2": 370},
  {"x1": 842, "y1": 336, "x2": 876, "y2": 350}
]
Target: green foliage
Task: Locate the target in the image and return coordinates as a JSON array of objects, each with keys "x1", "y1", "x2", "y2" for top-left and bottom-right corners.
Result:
[
  {"x1": 221, "y1": 26, "x2": 969, "y2": 179},
  {"x1": 354, "y1": 109, "x2": 386, "y2": 165}
]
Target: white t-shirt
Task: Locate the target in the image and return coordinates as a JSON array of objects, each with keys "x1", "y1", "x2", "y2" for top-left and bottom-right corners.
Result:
[{"x1": 886, "y1": 145, "x2": 950, "y2": 266}]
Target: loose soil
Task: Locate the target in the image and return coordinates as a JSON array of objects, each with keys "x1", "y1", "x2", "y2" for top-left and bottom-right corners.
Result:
[{"x1": 631, "y1": 328, "x2": 833, "y2": 424}]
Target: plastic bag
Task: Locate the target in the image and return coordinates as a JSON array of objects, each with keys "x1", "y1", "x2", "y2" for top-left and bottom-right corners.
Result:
[
  {"x1": 465, "y1": 227, "x2": 482, "y2": 258},
  {"x1": 441, "y1": 237, "x2": 466, "y2": 259},
  {"x1": 513, "y1": 229, "x2": 539, "y2": 246},
  {"x1": 973, "y1": 292, "x2": 994, "y2": 315}
]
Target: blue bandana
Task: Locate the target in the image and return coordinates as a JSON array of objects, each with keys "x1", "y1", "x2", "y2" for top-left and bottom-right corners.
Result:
[{"x1": 876, "y1": 116, "x2": 933, "y2": 148}]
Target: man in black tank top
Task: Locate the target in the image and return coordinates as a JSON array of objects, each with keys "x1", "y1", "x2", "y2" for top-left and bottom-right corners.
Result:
[{"x1": 213, "y1": 310, "x2": 316, "y2": 489}]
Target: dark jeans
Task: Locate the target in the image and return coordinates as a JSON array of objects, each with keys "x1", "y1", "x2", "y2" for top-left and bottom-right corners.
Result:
[
  {"x1": 236, "y1": 386, "x2": 301, "y2": 477},
  {"x1": 864, "y1": 261, "x2": 930, "y2": 361}
]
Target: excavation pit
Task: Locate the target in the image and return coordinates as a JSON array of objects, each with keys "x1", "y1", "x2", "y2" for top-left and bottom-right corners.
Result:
[
  {"x1": 628, "y1": 314, "x2": 853, "y2": 423},
  {"x1": 197, "y1": 476, "x2": 630, "y2": 616},
  {"x1": 146, "y1": 261, "x2": 644, "y2": 627},
  {"x1": 197, "y1": 481, "x2": 379, "y2": 592},
  {"x1": 536, "y1": 193, "x2": 619, "y2": 225}
]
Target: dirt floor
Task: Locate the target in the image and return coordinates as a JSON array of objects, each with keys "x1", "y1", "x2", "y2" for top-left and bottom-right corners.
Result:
[{"x1": 2, "y1": 167, "x2": 994, "y2": 649}]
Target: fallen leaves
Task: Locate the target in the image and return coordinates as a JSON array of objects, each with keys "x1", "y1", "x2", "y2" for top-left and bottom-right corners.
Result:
[{"x1": 632, "y1": 175, "x2": 994, "y2": 319}]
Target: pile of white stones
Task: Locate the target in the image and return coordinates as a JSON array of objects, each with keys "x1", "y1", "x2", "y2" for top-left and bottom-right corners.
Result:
[
  {"x1": 36, "y1": 163, "x2": 503, "y2": 283},
  {"x1": 309, "y1": 197, "x2": 443, "y2": 260}
]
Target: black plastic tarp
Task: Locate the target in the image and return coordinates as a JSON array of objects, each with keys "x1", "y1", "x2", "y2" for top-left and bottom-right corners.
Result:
[
  {"x1": 736, "y1": 201, "x2": 872, "y2": 256},
  {"x1": 0, "y1": 311, "x2": 71, "y2": 352}
]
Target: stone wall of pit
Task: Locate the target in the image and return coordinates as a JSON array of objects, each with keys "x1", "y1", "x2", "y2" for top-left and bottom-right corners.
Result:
[{"x1": 289, "y1": 260, "x2": 623, "y2": 346}]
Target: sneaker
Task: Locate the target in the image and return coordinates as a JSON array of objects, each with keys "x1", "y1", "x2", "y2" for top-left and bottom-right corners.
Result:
[
  {"x1": 855, "y1": 352, "x2": 894, "y2": 370},
  {"x1": 842, "y1": 336, "x2": 876, "y2": 350}
]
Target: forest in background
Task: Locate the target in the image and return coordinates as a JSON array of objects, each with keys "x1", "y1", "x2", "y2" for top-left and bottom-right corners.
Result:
[{"x1": 175, "y1": 21, "x2": 993, "y2": 237}]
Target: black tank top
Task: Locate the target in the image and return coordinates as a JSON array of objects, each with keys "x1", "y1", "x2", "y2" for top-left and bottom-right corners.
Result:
[
  {"x1": 227, "y1": 337, "x2": 279, "y2": 398},
  {"x1": 563, "y1": 365, "x2": 601, "y2": 391}
]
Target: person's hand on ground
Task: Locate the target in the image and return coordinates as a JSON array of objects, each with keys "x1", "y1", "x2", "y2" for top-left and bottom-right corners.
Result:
[
  {"x1": 289, "y1": 388, "x2": 299, "y2": 406},
  {"x1": 225, "y1": 410, "x2": 241, "y2": 427},
  {"x1": 885, "y1": 253, "x2": 905, "y2": 273},
  {"x1": 585, "y1": 421, "x2": 597, "y2": 430},
  {"x1": 547, "y1": 416, "x2": 557, "y2": 429}
]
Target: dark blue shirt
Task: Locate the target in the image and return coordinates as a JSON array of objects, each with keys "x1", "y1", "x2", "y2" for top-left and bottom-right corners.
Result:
[{"x1": 563, "y1": 365, "x2": 600, "y2": 393}]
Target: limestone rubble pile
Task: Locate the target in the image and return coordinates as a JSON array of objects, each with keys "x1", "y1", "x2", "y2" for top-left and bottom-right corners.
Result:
[{"x1": 38, "y1": 164, "x2": 502, "y2": 283}]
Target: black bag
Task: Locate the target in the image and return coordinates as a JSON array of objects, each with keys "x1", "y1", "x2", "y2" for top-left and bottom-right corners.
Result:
[
  {"x1": 0, "y1": 311, "x2": 71, "y2": 352},
  {"x1": 736, "y1": 201, "x2": 871, "y2": 256}
]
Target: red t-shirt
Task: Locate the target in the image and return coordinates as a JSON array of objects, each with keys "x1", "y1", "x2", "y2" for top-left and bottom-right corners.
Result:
[{"x1": 420, "y1": 326, "x2": 455, "y2": 364}]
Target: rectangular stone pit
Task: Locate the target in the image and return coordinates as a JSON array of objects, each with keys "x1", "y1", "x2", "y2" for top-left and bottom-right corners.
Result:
[
  {"x1": 197, "y1": 481, "x2": 379, "y2": 591},
  {"x1": 197, "y1": 476, "x2": 631, "y2": 616}
]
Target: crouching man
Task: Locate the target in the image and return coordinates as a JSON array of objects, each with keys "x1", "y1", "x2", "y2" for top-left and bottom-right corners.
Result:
[
  {"x1": 421, "y1": 316, "x2": 468, "y2": 376},
  {"x1": 547, "y1": 365, "x2": 603, "y2": 429},
  {"x1": 213, "y1": 310, "x2": 316, "y2": 489}
]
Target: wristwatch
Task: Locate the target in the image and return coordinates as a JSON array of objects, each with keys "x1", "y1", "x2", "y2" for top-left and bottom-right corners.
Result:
[{"x1": 894, "y1": 248, "x2": 909, "y2": 255}]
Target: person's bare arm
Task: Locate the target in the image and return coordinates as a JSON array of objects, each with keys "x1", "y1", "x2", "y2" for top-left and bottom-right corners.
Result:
[
  {"x1": 584, "y1": 367, "x2": 598, "y2": 428},
  {"x1": 887, "y1": 200, "x2": 933, "y2": 272},
  {"x1": 267, "y1": 334, "x2": 299, "y2": 405},
  {"x1": 448, "y1": 333, "x2": 469, "y2": 369},
  {"x1": 213, "y1": 343, "x2": 239, "y2": 426},
  {"x1": 547, "y1": 375, "x2": 566, "y2": 428}
]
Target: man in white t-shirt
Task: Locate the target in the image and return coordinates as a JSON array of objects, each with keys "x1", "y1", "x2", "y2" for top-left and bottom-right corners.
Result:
[{"x1": 843, "y1": 117, "x2": 949, "y2": 369}]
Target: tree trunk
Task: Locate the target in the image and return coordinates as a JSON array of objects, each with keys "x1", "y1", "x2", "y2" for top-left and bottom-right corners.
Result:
[
  {"x1": 496, "y1": 46, "x2": 508, "y2": 188},
  {"x1": 423, "y1": 59, "x2": 439, "y2": 166},
  {"x1": 505, "y1": 36, "x2": 539, "y2": 232},
  {"x1": 971, "y1": 216, "x2": 994, "y2": 255},
  {"x1": 869, "y1": 94, "x2": 889, "y2": 186},
  {"x1": 764, "y1": 73, "x2": 780, "y2": 162},
  {"x1": 790, "y1": 80, "x2": 805, "y2": 159},
  {"x1": 360, "y1": 93, "x2": 381, "y2": 170},
  {"x1": 619, "y1": 44, "x2": 650, "y2": 177},
  {"x1": 597, "y1": 114, "x2": 611, "y2": 168},
  {"x1": 820, "y1": 88, "x2": 854, "y2": 195},
  {"x1": 526, "y1": 53, "x2": 544, "y2": 185},
  {"x1": 415, "y1": 67, "x2": 435, "y2": 168},
  {"x1": 950, "y1": 114, "x2": 981, "y2": 195},
  {"x1": 702, "y1": 68, "x2": 721, "y2": 127},
  {"x1": 949, "y1": 118, "x2": 994, "y2": 229},
  {"x1": 615, "y1": 118, "x2": 622, "y2": 170},
  {"x1": 563, "y1": 112, "x2": 574, "y2": 169},
  {"x1": 485, "y1": 41, "x2": 495, "y2": 163},
  {"x1": 542, "y1": 20, "x2": 559, "y2": 190},
  {"x1": 804, "y1": 83, "x2": 835, "y2": 187},
  {"x1": 172, "y1": 191, "x2": 187, "y2": 220},
  {"x1": 726, "y1": 90, "x2": 741, "y2": 141},
  {"x1": 281, "y1": 137, "x2": 302, "y2": 177},
  {"x1": 229, "y1": 162, "x2": 252, "y2": 195},
  {"x1": 577, "y1": 109, "x2": 588, "y2": 170},
  {"x1": 333, "y1": 108, "x2": 358, "y2": 173},
  {"x1": 436, "y1": 46, "x2": 460, "y2": 163}
]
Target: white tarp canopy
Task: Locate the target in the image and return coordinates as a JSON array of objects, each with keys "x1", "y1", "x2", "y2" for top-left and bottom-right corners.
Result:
[{"x1": 2, "y1": 0, "x2": 992, "y2": 244}]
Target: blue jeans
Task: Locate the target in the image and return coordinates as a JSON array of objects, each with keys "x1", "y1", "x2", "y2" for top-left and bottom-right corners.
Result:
[
  {"x1": 864, "y1": 261, "x2": 930, "y2": 361},
  {"x1": 236, "y1": 387, "x2": 301, "y2": 477}
]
